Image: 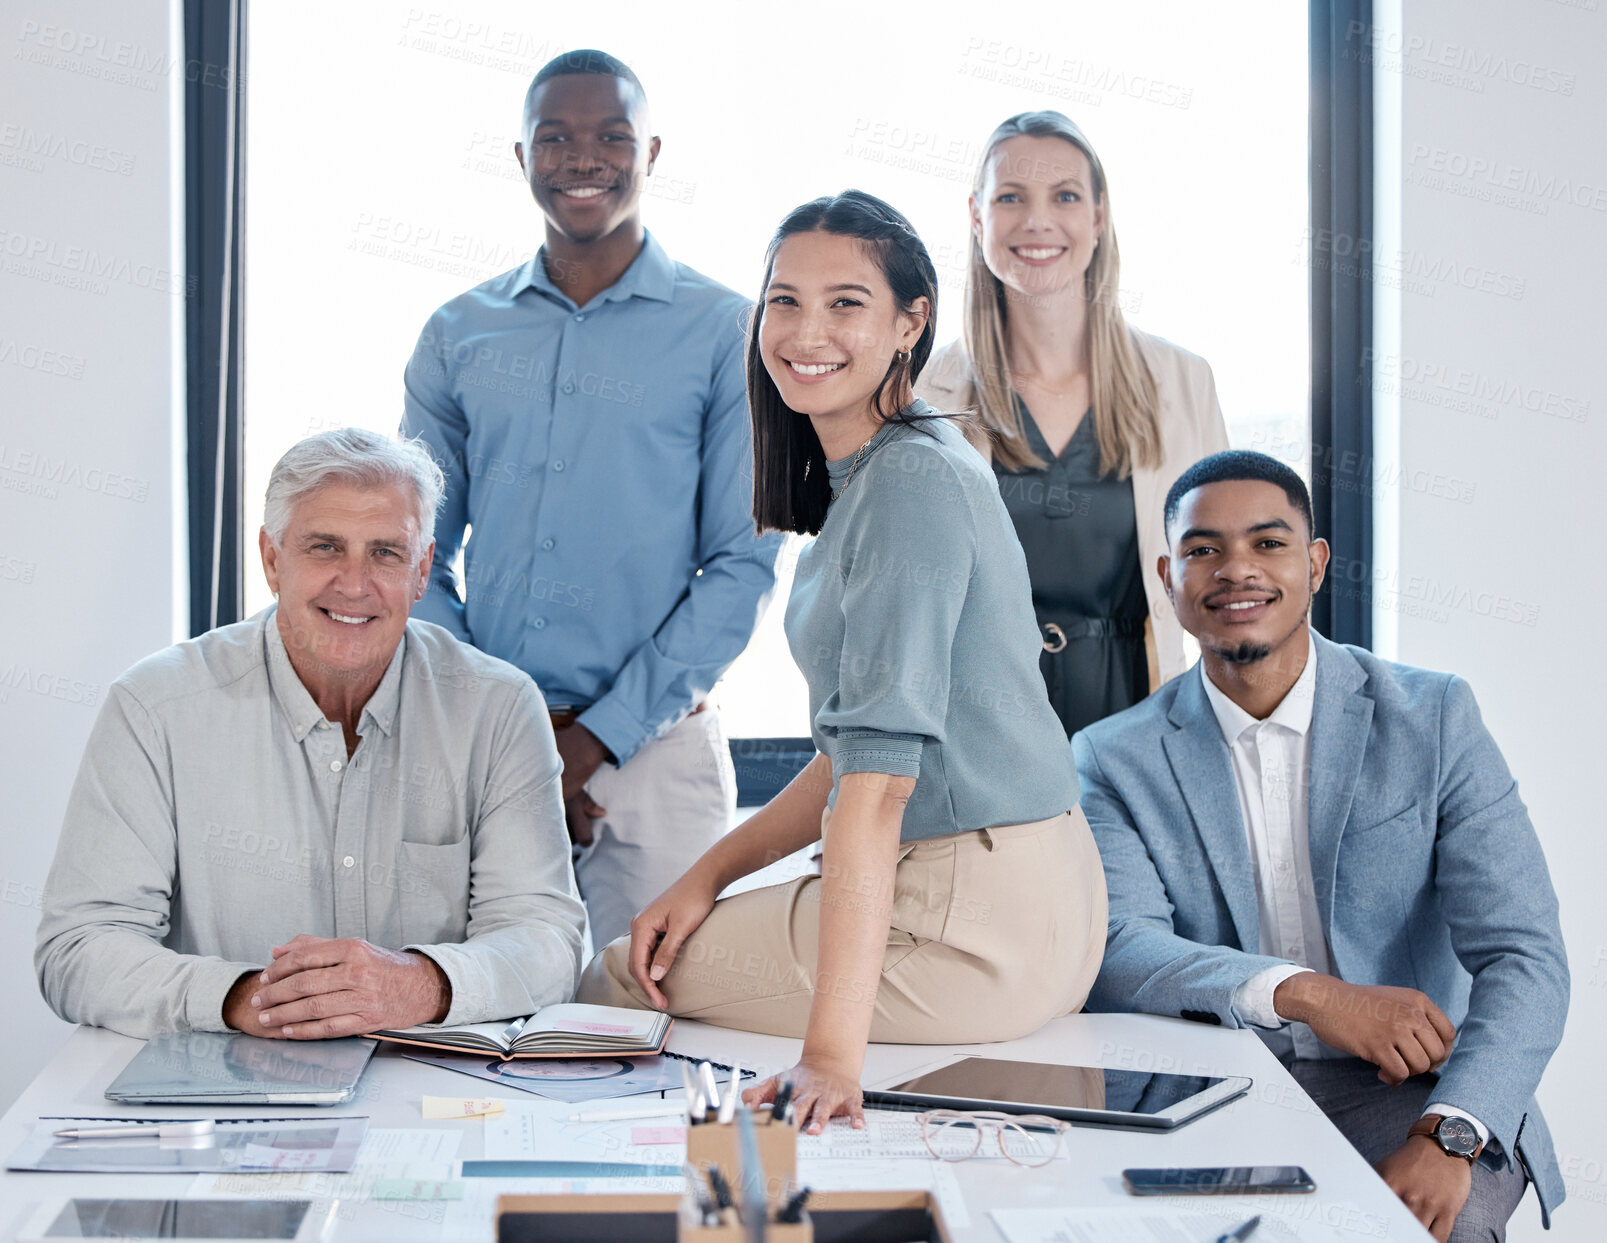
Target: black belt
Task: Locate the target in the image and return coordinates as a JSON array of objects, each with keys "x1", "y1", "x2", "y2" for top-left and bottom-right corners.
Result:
[{"x1": 1039, "y1": 615, "x2": 1144, "y2": 652}]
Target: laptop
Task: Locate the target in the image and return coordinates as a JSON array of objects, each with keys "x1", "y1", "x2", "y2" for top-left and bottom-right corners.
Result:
[{"x1": 104, "y1": 1031, "x2": 377, "y2": 1105}]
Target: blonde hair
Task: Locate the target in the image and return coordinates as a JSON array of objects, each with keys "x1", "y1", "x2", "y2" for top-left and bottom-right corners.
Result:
[{"x1": 963, "y1": 112, "x2": 1160, "y2": 476}]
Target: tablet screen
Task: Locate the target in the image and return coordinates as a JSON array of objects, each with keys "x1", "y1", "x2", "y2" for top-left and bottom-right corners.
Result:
[
  {"x1": 884, "y1": 1057, "x2": 1232, "y2": 1117},
  {"x1": 42, "y1": 1199, "x2": 310, "y2": 1239}
]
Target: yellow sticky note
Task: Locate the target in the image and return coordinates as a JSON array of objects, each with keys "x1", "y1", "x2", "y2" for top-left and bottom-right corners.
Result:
[{"x1": 421, "y1": 1095, "x2": 507, "y2": 1120}]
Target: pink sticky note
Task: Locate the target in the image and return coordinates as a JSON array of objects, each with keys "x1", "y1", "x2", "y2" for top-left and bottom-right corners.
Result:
[
  {"x1": 552, "y1": 1019, "x2": 636, "y2": 1035},
  {"x1": 632, "y1": 1125, "x2": 687, "y2": 1146}
]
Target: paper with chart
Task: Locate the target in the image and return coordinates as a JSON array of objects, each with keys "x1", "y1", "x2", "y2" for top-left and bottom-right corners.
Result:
[
  {"x1": 991, "y1": 1205, "x2": 1350, "y2": 1243},
  {"x1": 9, "y1": 1116, "x2": 369, "y2": 1174},
  {"x1": 188, "y1": 1127, "x2": 461, "y2": 1201},
  {"x1": 798, "y1": 1156, "x2": 971, "y2": 1229},
  {"x1": 484, "y1": 1098, "x2": 685, "y2": 1164},
  {"x1": 484, "y1": 1100, "x2": 988, "y2": 1164}
]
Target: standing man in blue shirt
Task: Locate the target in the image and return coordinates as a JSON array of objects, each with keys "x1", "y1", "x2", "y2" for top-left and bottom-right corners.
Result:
[{"x1": 403, "y1": 49, "x2": 780, "y2": 948}]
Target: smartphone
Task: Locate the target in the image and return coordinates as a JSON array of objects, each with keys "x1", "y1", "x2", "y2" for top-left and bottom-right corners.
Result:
[{"x1": 1123, "y1": 1166, "x2": 1316, "y2": 1195}]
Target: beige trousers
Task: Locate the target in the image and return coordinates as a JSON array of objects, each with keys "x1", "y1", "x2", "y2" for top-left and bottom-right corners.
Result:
[
  {"x1": 576, "y1": 807, "x2": 1107, "y2": 1045},
  {"x1": 574, "y1": 708, "x2": 737, "y2": 949}
]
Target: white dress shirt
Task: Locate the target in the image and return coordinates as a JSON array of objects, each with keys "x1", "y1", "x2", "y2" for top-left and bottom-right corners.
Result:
[{"x1": 1205, "y1": 639, "x2": 1489, "y2": 1149}]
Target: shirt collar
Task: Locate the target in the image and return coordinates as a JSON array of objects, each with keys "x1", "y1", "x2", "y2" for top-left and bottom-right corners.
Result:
[
  {"x1": 1201, "y1": 633, "x2": 1319, "y2": 746},
  {"x1": 263, "y1": 607, "x2": 407, "y2": 742},
  {"x1": 514, "y1": 229, "x2": 676, "y2": 308}
]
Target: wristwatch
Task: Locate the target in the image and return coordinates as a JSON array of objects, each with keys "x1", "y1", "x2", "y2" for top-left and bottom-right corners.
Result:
[{"x1": 1408, "y1": 1114, "x2": 1483, "y2": 1163}]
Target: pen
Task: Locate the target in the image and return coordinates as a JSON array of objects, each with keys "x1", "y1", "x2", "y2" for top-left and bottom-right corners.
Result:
[
  {"x1": 770, "y1": 1078, "x2": 794, "y2": 1126},
  {"x1": 1216, "y1": 1214, "x2": 1261, "y2": 1242},
  {"x1": 777, "y1": 1185, "x2": 812, "y2": 1224},
  {"x1": 680, "y1": 1061, "x2": 705, "y2": 1123},
  {"x1": 682, "y1": 1161, "x2": 719, "y2": 1226},
  {"x1": 698, "y1": 1062, "x2": 721, "y2": 1123},
  {"x1": 706, "y1": 1163, "x2": 734, "y2": 1210},
  {"x1": 53, "y1": 1120, "x2": 214, "y2": 1141},
  {"x1": 568, "y1": 1104, "x2": 686, "y2": 1123},
  {"x1": 717, "y1": 1064, "x2": 741, "y2": 1124},
  {"x1": 735, "y1": 1106, "x2": 767, "y2": 1237}
]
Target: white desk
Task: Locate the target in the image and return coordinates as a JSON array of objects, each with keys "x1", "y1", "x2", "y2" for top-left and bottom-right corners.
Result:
[{"x1": 0, "y1": 1015, "x2": 1430, "y2": 1241}]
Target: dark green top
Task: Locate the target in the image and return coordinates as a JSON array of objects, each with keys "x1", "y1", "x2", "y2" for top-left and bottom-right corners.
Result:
[{"x1": 993, "y1": 403, "x2": 1149, "y2": 737}]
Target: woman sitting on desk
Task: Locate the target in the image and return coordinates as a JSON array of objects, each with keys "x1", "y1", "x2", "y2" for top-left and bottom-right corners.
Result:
[
  {"x1": 915, "y1": 111, "x2": 1228, "y2": 736},
  {"x1": 577, "y1": 190, "x2": 1106, "y2": 1132}
]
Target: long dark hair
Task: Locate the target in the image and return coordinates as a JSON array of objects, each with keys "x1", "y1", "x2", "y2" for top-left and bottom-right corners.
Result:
[{"x1": 748, "y1": 190, "x2": 943, "y2": 535}]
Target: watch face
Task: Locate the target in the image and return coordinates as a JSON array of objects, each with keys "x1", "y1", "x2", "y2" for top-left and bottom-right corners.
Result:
[{"x1": 1437, "y1": 1117, "x2": 1479, "y2": 1156}]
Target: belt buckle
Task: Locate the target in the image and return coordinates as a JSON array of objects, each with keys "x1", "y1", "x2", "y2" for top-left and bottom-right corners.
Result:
[{"x1": 1042, "y1": 622, "x2": 1067, "y2": 653}]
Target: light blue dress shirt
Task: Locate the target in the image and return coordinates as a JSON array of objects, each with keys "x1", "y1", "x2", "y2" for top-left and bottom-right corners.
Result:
[{"x1": 402, "y1": 232, "x2": 781, "y2": 764}]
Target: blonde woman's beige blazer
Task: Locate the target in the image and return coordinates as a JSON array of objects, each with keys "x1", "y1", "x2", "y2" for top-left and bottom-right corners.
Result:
[{"x1": 914, "y1": 329, "x2": 1230, "y2": 693}]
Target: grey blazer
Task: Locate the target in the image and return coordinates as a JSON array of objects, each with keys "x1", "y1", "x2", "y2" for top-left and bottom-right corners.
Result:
[{"x1": 1072, "y1": 634, "x2": 1568, "y2": 1224}]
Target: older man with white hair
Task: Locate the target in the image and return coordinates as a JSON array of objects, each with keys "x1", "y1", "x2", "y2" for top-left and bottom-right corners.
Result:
[{"x1": 36, "y1": 428, "x2": 585, "y2": 1039}]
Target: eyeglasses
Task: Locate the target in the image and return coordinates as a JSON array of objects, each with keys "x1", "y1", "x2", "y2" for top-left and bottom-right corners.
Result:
[{"x1": 916, "y1": 1110, "x2": 1070, "y2": 1167}]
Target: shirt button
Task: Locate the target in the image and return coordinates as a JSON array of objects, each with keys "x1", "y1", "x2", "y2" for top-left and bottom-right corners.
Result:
[
  {"x1": 330, "y1": 759, "x2": 343, "y2": 773},
  {"x1": 552, "y1": 459, "x2": 565, "y2": 471},
  {"x1": 562, "y1": 382, "x2": 576, "y2": 394},
  {"x1": 343, "y1": 855, "x2": 355, "y2": 869},
  {"x1": 533, "y1": 617, "x2": 547, "y2": 629},
  {"x1": 542, "y1": 537, "x2": 555, "y2": 549},
  {"x1": 574, "y1": 313, "x2": 586, "y2": 322}
]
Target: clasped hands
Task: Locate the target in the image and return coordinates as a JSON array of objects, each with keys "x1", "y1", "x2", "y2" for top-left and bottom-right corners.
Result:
[
  {"x1": 222, "y1": 934, "x2": 451, "y2": 1039},
  {"x1": 1274, "y1": 972, "x2": 1472, "y2": 1242}
]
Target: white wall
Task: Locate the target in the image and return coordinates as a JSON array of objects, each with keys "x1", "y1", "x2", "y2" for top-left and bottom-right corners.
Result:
[
  {"x1": 1381, "y1": 2, "x2": 1607, "y2": 1238},
  {"x1": 0, "y1": 0, "x2": 185, "y2": 1107}
]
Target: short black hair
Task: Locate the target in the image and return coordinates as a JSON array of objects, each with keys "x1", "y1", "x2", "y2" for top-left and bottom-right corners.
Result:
[
  {"x1": 526, "y1": 49, "x2": 645, "y2": 106},
  {"x1": 1163, "y1": 450, "x2": 1314, "y2": 541}
]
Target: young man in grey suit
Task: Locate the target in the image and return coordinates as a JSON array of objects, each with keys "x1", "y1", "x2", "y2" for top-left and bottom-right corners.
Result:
[{"x1": 1073, "y1": 451, "x2": 1567, "y2": 1242}]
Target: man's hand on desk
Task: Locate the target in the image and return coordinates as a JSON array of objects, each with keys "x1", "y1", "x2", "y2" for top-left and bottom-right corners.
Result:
[
  {"x1": 222, "y1": 935, "x2": 451, "y2": 1038},
  {"x1": 1374, "y1": 1136, "x2": 1473, "y2": 1242},
  {"x1": 1272, "y1": 972, "x2": 1457, "y2": 1085},
  {"x1": 555, "y1": 721, "x2": 611, "y2": 846}
]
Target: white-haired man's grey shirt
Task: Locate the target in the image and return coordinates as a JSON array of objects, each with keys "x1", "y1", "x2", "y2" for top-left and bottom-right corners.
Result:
[{"x1": 36, "y1": 608, "x2": 586, "y2": 1038}]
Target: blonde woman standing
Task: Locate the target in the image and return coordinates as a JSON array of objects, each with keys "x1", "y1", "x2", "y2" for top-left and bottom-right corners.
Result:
[{"x1": 917, "y1": 111, "x2": 1228, "y2": 735}]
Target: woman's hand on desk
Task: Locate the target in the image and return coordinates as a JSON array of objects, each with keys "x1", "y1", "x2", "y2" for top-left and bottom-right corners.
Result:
[
  {"x1": 744, "y1": 1057, "x2": 866, "y2": 1134},
  {"x1": 626, "y1": 868, "x2": 720, "y2": 1009}
]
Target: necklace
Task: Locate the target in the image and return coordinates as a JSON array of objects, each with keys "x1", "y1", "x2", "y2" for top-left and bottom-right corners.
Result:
[{"x1": 832, "y1": 432, "x2": 878, "y2": 500}]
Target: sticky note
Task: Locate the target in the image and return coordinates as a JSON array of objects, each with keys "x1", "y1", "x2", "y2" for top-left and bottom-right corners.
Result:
[
  {"x1": 421, "y1": 1096, "x2": 507, "y2": 1120},
  {"x1": 631, "y1": 1125, "x2": 687, "y2": 1146},
  {"x1": 372, "y1": 1178, "x2": 466, "y2": 1201}
]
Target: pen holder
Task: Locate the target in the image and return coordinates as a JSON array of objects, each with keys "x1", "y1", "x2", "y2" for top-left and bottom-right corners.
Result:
[
  {"x1": 680, "y1": 1112, "x2": 808, "y2": 1242},
  {"x1": 686, "y1": 1110, "x2": 798, "y2": 1195}
]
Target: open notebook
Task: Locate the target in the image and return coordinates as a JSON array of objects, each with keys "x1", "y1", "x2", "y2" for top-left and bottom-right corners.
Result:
[{"x1": 373, "y1": 1003, "x2": 671, "y2": 1060}]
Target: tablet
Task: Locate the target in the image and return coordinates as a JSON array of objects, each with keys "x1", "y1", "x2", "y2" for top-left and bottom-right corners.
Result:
[
  {"x1": 17, "y1": 1199, "x2": 335, "y2": 1242},
  {"x1": 861, "y1": 1057, "x2": 1251, "y2": 1130}
]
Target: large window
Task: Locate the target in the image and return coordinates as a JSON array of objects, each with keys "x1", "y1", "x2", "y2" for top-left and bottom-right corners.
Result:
[{"x1": 243, "y1": 1, "x2": 1309, "y2": 738}]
